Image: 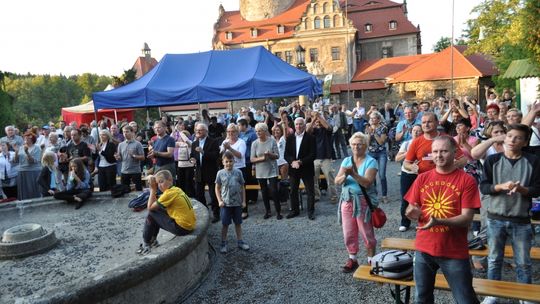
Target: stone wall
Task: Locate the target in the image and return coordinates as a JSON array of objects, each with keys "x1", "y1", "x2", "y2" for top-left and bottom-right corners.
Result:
[
  {"x1": 394, "y1": 78, "x2": 480, "y2": 102},
  {"x1": 240, "y1": 0, "x2": 295, "y2": 21}
]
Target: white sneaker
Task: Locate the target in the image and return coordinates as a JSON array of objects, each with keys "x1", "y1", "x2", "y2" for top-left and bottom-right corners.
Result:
[
  {"x1": 481, "y1": 296, "x2": 499, "y2": 304},
  {"x1": 398, "y1": 226, "x2": 407, "y2": 232},
  {"x1": 237, "y1": 241, "x2": 250, "y2": 251}
]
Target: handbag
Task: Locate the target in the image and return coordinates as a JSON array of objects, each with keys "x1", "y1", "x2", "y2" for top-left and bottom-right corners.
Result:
[{"x1": 351, "y1": 157, "x2": 387, "y2": 228}]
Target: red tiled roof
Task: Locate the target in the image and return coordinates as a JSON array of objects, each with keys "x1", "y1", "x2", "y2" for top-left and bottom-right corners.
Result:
[
  {"x1": 331, "y1": 82, "x2": 386, "y2": 93},
  {"x1": 215, "y1": 0, "x2": 311, "y2": 45},
  {"x1": 352, "y1": 46, "x2": 498, "y2": 85},
  {"x1": 455, "y1": 45, "x2": 499, "y2": 77},
  {"x1": 344, "y1": 0, "x2": 419, "y2": 39},
  {"x1": 341, "y1": 0, "x2": 401, "y2": 11},
  {"x1": 132, "y1": 56, "x2": 158, "y2": 79},
  {"x1": 352, "y1": 54, "x2": 431, "y2": 81},
  {"x1": 388, "y1": 46, "x2": 498, "y2": 83}
]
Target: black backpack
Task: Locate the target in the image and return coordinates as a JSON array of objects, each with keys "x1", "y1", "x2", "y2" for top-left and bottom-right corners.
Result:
[{"x1": 111, "y1": 184, "x2": 131, "y2": 198}]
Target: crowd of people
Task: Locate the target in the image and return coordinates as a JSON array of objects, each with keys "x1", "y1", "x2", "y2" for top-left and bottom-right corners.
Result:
[{"x1": 1, "y1": 90, "x2": 539, "y2": 303}]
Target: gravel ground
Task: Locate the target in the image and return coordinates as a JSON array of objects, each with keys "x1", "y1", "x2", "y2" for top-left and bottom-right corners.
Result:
[{"x1": 182, "y1": 159, "x2": 540, "y2": 304}]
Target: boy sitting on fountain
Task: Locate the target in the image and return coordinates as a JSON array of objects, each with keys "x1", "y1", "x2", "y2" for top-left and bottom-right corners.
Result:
[{"x1": 137, "y1": 169, "x2": 196, "y2": 255}]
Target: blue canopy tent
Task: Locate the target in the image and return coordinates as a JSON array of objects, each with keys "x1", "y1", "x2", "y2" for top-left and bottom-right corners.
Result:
[{"x1": 92, "y1": 46, "x2": 322, "y2": 110}]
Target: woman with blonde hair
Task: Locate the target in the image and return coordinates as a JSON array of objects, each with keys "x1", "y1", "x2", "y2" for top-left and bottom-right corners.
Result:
[
  {"x1": 335, "y1": 132, "x2": 378, "y2": 273},
  {"x1": 366, "y1": 111, "x2": 388, "y2": 203},
  {"x1": 95, "y1": 129, "x2": 117, "y2": 191},
  {"x1": 251, "y1": 123, "x2": 281, "y2": 219},
  {"x1": 38, "y1": 151, "x2": 64, "y2": 196},
  {"x1": 175, "y1": 129, "x2": 194, "y2": 197}
]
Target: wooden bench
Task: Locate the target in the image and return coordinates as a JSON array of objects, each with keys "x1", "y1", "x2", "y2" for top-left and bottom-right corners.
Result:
[
  {"x1": 354, "y1": 265, "x2": 540, "y2": 304},
  {"x1": 381, "y1": 237, "x2": 540, "y2": 260},
  {"x1": 473, "y1": 213, "x2": 540, "y2": 225}
]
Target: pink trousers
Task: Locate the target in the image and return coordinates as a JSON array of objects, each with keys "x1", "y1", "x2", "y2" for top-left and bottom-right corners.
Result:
[{"x1": 341, "y1": 199, "x2": 376, "y2": 254}]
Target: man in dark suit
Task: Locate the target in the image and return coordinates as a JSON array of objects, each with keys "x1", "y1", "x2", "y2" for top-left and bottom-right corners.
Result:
[
  {"x1": 190, "y1": 122, "x2": 221, "y2": 223},
  {"x1": 285, "y1": 117, "x2": 317, "y2": 220},
  {"x1": 379, "y1": 102, "x2": 396, "y2": 127}
]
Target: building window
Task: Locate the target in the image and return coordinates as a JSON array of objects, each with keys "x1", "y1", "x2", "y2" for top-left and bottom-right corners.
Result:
[
  {"x1": 382, "y1": 46, "x2": 393, "y2": 58},
  {"x1": 389, "y1": 20, "x2": 397, "y2": 30},
  {"x1": 304, "y1": 18, "x2": 310, "y2": 30},
  {"x1": 277, "y1": 24, "x2": 285, "y2": 34},
  {"x1": 404, "y1": 90, "x2": 417, "y2": 99},
  {"x1": 333, "y1": 2, "x2": 339, "y2": 12},
  {"x1": 275, "y1": 52, "x2": 283, "y2": 60},
  {"x1": 365, "y1": 23, "x2": 372, "y2": 32},
  {"x1": 225, "y1": 32, "x2": 233, "y2": 40},
  {"x1": 353, "y1": 90, "x2": 363, "y2": 99},
  {"x1": 285, "y1": 51, "x2": 293, "y2": 64},
  {"x1": 314, "y1": 17, "x2": 321, "y2": 29},
  {"x1": 323, "y1": 16, "x2": 331, "y2": 28},
  {"x1": 435, "y1": 89, "x2": 448, "y2": 98},
  {"x1": 309, "y1": 48, "x2": 319, "y2": 62},
  {"x1": 313, "y1": 3, "x2": 318, "y2": 14},
  {"x1": 331, "y1": 47, "x2": 340, "y2": 60},
  {"x1": 250, "y1": 28, "x2": 258, "y2": 37},
  {"x1": 333, "y1": 15, "x2": 340, "y2": 27},
  {"x1": 323, "y1": 2, "x2": 329, "y2": 13}
]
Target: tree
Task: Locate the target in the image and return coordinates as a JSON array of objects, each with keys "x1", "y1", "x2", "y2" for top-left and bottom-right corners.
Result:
[
  {"x1": 433, "y1": 37, "x2": 468, "y2": 53},
  {"x1": 463, "y1": 0, "x2": 531, "y2": 90},
  {"x1": 433, "y1": 37, "x2": 451, "y2": 52},
  {"x1": 112, "y1": 68, "x2": 137, "y2": 88}
]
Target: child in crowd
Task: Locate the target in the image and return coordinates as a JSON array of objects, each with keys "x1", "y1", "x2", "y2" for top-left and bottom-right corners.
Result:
[
  {"x1": 138, "y1": 169, "x2": 195, "y2": 255},
  {"x1": 215, "y1": 151, "x2": 249, "y2": 253},
  {"x1": 53, "y1": 158, "x2": 92, "y2": 209}
]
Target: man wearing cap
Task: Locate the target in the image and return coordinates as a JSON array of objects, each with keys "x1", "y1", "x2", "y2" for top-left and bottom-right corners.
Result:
[{"x1": 36, "y1": 125, "x2": 51, "y2": 148}]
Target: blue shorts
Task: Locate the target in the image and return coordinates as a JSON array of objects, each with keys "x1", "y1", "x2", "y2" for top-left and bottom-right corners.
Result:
[{"x1": 220, "y1": 206, "x2": 243, "y2": 226}]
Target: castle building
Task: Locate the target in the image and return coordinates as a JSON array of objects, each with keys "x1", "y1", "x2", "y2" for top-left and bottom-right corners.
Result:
[{"x1": 212, "y1": 0, "x2": 421, "y2": 103}]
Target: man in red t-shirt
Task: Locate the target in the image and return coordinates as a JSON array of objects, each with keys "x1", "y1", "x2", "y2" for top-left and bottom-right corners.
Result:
[
  {"x1": 404, "y1": 112, "x2": 466, "y2": 174},
  {"x1": 405, "y1": 136, "x2": 480, "y2": 303}
]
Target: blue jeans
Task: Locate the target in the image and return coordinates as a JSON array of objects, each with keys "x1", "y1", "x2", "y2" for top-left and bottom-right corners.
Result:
[
  {"x1": 414, "y1": 251, "x2": 478, "y2": 304},
  {"x1": 486, "y1": 218, "x2": 533, "y2": 283},
  {"x1": 353, "y1": 118, "x2": 366, "y2": 133},
  {"x1": 368, "y1": 151, "x2": 387, "y2": 196}
]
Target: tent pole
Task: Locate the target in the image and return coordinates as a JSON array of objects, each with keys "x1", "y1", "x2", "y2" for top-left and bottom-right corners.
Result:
[
  {"x1": 114, "y1": 110, "x2": 118, "y2": 124},
  {"x1": 93, "y1": 108, "x2": 98, "y2": 125}
]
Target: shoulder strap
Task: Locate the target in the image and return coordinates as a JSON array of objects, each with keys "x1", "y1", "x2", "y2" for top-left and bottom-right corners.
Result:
[{"x1": 350, "y1": 157, "x2": 375, "y2": 211}]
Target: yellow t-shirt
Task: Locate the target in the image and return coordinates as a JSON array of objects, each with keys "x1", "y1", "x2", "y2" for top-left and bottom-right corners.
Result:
[{"x1": 157, "y1": 186, "x2": 196, "y2": 231}]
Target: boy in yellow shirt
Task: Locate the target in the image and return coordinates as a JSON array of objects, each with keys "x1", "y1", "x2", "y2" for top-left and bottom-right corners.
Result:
[{"x1": 138, "y1": 169, "x2": 196, "y2": 255}]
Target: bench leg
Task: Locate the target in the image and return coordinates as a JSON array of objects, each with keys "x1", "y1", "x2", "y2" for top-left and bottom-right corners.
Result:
[{"x1": 391, "y1": 284, "x2": 410, "y2": 304}]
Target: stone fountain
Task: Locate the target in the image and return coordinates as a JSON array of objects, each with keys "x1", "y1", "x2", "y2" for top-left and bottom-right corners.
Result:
[
  {"x1": 0, "y1": 193, "x2": 210, "y2": 304},
  {"x1": 0, "y1": 223, "x2": 58, "y2": 259}
]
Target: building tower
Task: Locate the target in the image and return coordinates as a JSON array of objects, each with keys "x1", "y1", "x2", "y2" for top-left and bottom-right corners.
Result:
[
  {"x1": 239, "y1": 0, "x2": 295, "y2": 21},
  {"x1": 142, "y1": 42, "x2": 151, "y2": 59}
]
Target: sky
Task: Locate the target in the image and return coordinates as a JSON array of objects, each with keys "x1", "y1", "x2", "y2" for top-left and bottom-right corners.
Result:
[{"x1": 0, "y1": 0, "x2": 480, "y2": 77}]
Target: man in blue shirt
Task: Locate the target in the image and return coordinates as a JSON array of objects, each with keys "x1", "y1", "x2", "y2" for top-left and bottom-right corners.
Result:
[{"x1": 148, "y1": 121, "x2": 176, "y2": 179}]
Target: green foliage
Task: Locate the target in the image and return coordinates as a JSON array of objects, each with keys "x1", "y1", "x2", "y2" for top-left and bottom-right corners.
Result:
[
  {"x1": 3, "y1": 73, "x2": 113, "y2": 129},
  {"x1": 521, "y1": 0, "x2": 540, "y2": 68},
  {"x1": 433, "y1": 37, "x2": 469, "y2": 53},
  {"x1": 462, "y1": 0, "x2": 538, "y2": 91},
  {"x1": 0, "y1": 90, "x2": 16, "y2": 131},
  {"x1": 433, "y1": 37, "x2": 451, "y2": 53},
  {"x1": 112, "y1": 68, "x2": 137, "y2": 88}
]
